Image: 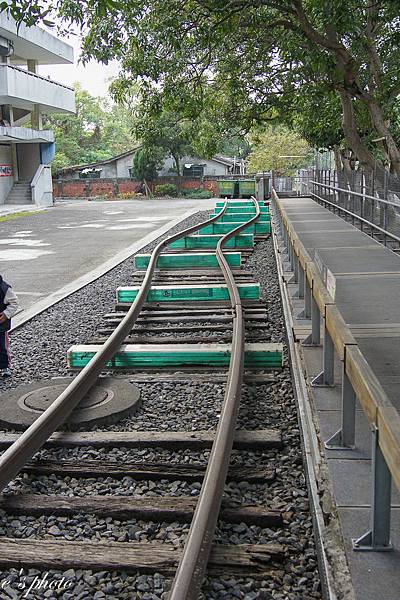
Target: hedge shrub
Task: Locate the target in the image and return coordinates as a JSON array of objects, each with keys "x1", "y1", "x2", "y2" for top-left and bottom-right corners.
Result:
[{"x1": 154, "y1": 183, "x2": 178, "y2": 197}]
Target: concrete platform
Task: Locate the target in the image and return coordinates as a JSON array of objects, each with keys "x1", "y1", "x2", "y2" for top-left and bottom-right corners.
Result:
[
  {"x1": 274, "y1": 195, "x2": 400, "y2": 600},
  {"x1": 0, "y1": 197, "x2": 215, "y2": 327},
  {"x1": 296, "y1": 229, "x2": 381, "y2": 254}
]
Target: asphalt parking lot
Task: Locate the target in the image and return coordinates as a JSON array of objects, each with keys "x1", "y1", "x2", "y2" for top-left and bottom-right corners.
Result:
[{"x1": 0, "y1": 197, "x2": 214, "y2": 322}]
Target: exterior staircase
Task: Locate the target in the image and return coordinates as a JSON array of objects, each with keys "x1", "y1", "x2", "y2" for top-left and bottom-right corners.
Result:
[{"x1": 5, "y1": 181, "x2": 32, "y2": 205}]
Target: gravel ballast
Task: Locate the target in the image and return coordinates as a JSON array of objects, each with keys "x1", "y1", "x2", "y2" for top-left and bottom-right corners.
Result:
[{"x1": 0, "y1": 212, "x2": 321, "y2": 600}]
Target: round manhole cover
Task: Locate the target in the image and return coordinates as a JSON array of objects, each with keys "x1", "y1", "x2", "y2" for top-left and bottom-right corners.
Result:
[
  {"x1": 21, "y1": 385, "x2": 110, "y2": 413},
  {"x1": 0, "y1": 377, "x2": 140, "y2": 430}
]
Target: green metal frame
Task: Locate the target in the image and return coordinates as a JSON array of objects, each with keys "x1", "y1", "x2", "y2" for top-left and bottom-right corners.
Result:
[
  {"x1": 134, "y1": 252, "x2": 241, "y2": 270},
  {"x1": 169, "y1": 234, "x2": 254, "y2": 249},
  {"x1": 68, "y1": 342, "x2": 283, "y2": 369},
  {"x1": 117, "y1": 282, "x2": 260, "y2": 303}
]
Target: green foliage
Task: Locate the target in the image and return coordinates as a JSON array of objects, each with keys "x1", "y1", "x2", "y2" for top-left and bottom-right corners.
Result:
[
  {"x1": 154, "y1": 183, "x2": 178, "y2": 197},
  {"x1": 8, "y1": 0, "x2": 400, "y2": 174},
  {"x1": 247, "y1": 127, "x2": 312, "y2": 175},
  {"x1": 183, "y1": 188, "x2": 212, "y2": 199},
  {"x1": 44, "y1": 83, "x2": 136, "y2": 171},
  {"x1": 131, "y1": 147, "x2": 163, "y2": 181}
]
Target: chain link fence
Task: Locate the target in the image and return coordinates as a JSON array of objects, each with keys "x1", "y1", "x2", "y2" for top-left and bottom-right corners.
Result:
[{"x1": 307, "y1": 169, "x2": 400, "y2": 242}]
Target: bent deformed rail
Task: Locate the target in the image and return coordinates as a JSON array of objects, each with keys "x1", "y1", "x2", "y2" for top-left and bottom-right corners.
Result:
[
  {"x1": 170, "y1": 197, "x2": 261, "y2": 600},
  {"x1": 0, "y1": 206, "x2": 230, "y2": 492}
]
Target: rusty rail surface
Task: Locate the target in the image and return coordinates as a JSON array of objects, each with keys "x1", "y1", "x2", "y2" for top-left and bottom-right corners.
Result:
[
  {"x1": 170, "y1": 197, "x2": 261, "y2": 599},
  {"x1": 0, "y1": 206, "x2": 229, "y2": 492}
]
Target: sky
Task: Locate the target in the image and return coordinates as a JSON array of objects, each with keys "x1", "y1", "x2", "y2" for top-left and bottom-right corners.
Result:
[{"x1": 37, "y1": 31, "x2": 120, "y2": 98}]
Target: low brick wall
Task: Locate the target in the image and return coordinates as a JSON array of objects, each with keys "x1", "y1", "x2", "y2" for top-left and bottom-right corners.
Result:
[{"x1": 53, "y1": 177, "x2": 219, "y2": 198}]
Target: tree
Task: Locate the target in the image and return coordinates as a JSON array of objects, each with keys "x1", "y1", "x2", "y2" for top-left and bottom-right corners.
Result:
[
  {"x1": 247, "y1": 127, "x2": 312, "y2": 175},
  {"x1": 131, "y1": 147, "x2": 163, "y2": 181},
  {"x1": 7, "y1": 0, "x2": 400, "y2": 177},
  {"x1": 133, "y1": 109, "x2": 193, "y2": 176},
  {"x1": 43, "y1": 83, "x2": 136, "y2": 170}
]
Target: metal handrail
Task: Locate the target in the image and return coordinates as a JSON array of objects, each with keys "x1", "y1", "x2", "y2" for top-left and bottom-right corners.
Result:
[
  {"x1": 170, "y1": 197, "x2": 261, "y2": 599},
  {"x1": 310, "y1": 180, "x2": 400, "y2": 209},
  {"x1": 0, "y1": 205, "x2": 229, "y2": 492},
  {"x1": 310, "y1": 190, "x2": 400, "y2": 245}
]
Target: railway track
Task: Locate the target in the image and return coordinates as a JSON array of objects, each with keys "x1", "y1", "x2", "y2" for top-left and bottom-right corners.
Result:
[{"x1": 0, "y1": 199, "x2": 321, "y2": 599}]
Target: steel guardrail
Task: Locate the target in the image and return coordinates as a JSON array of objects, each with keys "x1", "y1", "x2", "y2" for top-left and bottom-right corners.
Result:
[
  {"x1": 170, "y1": 197, "x2": 261, "y2": 599},
  {"x1": 0, "y1": 205, "x2": 230, "y2": 492},
  {"x1": 311, "y1": 180, "x2": 400, "y2": 209},
  {"x1": 310, "y1": 184, "x2": 400, "y2": 246}
]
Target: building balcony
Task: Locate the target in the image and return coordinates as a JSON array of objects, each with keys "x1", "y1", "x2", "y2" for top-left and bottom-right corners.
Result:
[
  {"x1": 0, "y1": 126, "x2": 54, "y2": 143},
  {"x1": 0, "y1": 65, "x2": 75, "y2": 114}
]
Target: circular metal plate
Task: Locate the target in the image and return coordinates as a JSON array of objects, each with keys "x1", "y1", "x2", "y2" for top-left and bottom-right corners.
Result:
[{"x1": 0, "y1": 377, "x2": 141, "y2": 431}]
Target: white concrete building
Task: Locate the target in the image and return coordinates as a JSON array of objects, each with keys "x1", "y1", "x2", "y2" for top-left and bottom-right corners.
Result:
[{"x1": 0, "y1": 14, "x2": 75, "y2": 206}]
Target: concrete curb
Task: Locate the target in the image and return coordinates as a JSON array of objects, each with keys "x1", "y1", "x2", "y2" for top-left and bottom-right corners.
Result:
[{"x1": 11, "y1": 208, "x2": 203, "y2": 331}]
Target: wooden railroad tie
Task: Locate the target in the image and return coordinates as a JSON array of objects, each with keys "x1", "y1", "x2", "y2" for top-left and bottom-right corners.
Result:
[{"x1": 0, "y1": 428, "x2": 282, "y2": 449}]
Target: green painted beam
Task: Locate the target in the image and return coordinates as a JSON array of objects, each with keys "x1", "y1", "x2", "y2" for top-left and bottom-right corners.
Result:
[
  {"x1": 117, "y1": 282, "x2": 260, "y2": 303},
  {"x1": 216, "y1": 201, "x2": 266, "y2": 207},
  {"x1": 67, "y1": 342, "x2": 283, "y2": 370},
  {"x1": 214, "y1": 206, "x2": 269, "y2": 214},
  {"x1": 215, "y1": 199, "x2": 254, "y2": 206},
  {"x1": 198, "y1": 222, "x2": 270, "y2": 235},
  {"x1": 134, "y1": 252, "x2": 241, "y2": 270},
  {"x1": 217, "y1": 214, "x2": 270, "y2": 223},
  {"x1": 169, "y1": 234, "x2": 254, "y2": 249}
]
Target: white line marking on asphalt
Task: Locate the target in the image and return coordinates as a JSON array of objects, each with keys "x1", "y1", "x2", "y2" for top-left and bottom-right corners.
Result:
[
  {"x1": 116, "y1": 217, "x2": 171, "y2": 222},
  {"x1": 107, "y1": 224, "x2": 159, "y2": 230},
  {"x1": 11, "y1": 208, "x2": 203, "y2": 329},
  {"x1": 0, "y1": 249, "x2": 54, "y2": 261},
  {"x1": 0, "y1": 238, "x2": 51, "y2": 247},
  {"x1": 14, "y1": 291, "x2": 45, "y2": 297},
  {"x1": 57, "y1": 223, "x2": 105, "y2": 229}
]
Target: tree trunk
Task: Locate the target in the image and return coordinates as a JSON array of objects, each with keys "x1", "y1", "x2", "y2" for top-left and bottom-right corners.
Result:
[
  {"x1": 338, "y1": 90, "x2": 384, "y2": 181},
  {"x1": 172, "y1": 153, "x2": 181, "y2": 176},
  {"x1": 333, "y1": 145, "x2": 342, "y2": 173},
  {"x1": 362, "y1": 95, "x2": 400, "y2": 177}
]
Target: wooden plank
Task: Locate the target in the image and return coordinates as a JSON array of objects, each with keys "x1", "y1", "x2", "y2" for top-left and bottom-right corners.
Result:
[
  {"x1": 0, "y1": 539, "x2": 285, "y2": 576},
  {"x1": 307, "y1": 264, "x2": 334, "y2": 316},
  {"x1": 108, "y1": 305, "x2": 265, "y2": 315},
  {"x1": 115, "y1": 300, "x2": 265, "y2": 314},
  {"x1": 97, "y1": 323, "x2": 268, "y2": 334},
  {"x1": 294, "y1": 241, "x2": 313, "y2": 272},
  {"x1": 111, "y1": 313, "x2": 267, "y2": 324},
  {"x1": 0, "y1": 494, "x2": 282, "y2": 527},
  {"x1": 23, "y1": 460, "x2": 275, "y2": 483},
  {"x1": 90, "y1": 334, "x2": 271, "y2": 345},
  {"x1": 325, "y1": 305, "x2": 357, "y2": 360},
  {"x1": 377, "y1": 407, "x2": 400, "y2": 492},
  {"x1": 116, "y1": 372, "x2": 276, "y2": 384},
  {"x1": 107, "y1": 315, "x2": 264, "y2": 324},
  {"x1": 345, "y1": 346, "x2": 385, "y2": 424},
  {"x1": 0, "y1": 429, "x2": 281, "y2": 449}
]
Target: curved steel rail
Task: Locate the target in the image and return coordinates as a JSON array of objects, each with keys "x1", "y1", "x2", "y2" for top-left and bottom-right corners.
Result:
[
  {"x1": 0, "y1": 205, "x2": 229, "y2": 492},
  {"x1": 170, "y1": 197, "x2": 261, "y2": 600}
]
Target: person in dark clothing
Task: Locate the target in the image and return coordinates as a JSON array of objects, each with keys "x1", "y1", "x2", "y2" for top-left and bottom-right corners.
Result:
[{"x1": 0, "y1": 275, "x2": 19, "y2": 377}]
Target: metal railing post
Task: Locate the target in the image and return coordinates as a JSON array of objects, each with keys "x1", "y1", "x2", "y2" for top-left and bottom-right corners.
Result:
[
  {"x1": 325, "y1": 367, "x2": 356, "y2": 449},
  {"x1": 302, "y1": 295, "x2": 320, "y2": 346},
  {"x1": 353, "y1": 426, "x2": 393, "y2": 552},
  {"x1": 294, "y1": 254, "x2": 299, "y2": 284},
  {"x1": 312, "y1": 322, "x2": 334, "y2": 386},
  {"x1": 298, "y1": 263, "x2": 305, "y2": 299}
]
